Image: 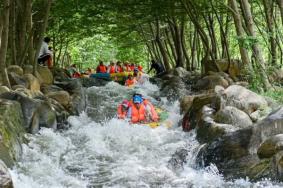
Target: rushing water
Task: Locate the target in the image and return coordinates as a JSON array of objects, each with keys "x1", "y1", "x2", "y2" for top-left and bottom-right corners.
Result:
[{"x1": 10, "y1": 79, "x2": 283, "y2": 188}]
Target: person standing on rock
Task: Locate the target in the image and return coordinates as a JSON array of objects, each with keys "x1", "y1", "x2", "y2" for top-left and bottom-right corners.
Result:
[
  {"x1": 38, "y1": 37, "x2": 52, "y2": 66},
  {"x1": 148, "y1": 60, "x2": 165, "y2": 76}
]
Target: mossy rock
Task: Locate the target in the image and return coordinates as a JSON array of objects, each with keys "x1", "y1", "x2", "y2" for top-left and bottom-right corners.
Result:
[{"x1": 0, "y1": 99, "x2": 25, "y2": 167}]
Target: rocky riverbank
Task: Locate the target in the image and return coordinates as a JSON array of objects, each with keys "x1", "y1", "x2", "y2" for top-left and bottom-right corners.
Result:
[{"x1": 0, "y1": 65, "x2": 282, "y2": 186}]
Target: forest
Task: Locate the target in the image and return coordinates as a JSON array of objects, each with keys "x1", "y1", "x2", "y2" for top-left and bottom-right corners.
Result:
[{"x1": 0, "y1": 0, "x2": 283, "y2": 93}]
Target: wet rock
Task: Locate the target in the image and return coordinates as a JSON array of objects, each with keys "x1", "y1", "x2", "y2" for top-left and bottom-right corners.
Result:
[
  {"x1": 195, "y1": 75, "x2": 229, "y2": 90},
  {"x1": 257, "y1": 134, "x2": 283, "y2": 159},
  {"x1": 8, "y1": 72, "x2": 28, "y2": 87},
  {"x1": 23, "y1": 74, "x2": 40, "y2": 92},
  {"x1": 46, "y1": 90, "x2": 70, "y2": 107},
  {"x1": 0, "y1": 160, "x2": 14, "y2": 188},
  {"x1": 0, "y1": 99, "x2": 25, "y2": 167},
  {"x1": 52, "y1": 67, "x2": 70, "y2": 81},
  {"x1": 196, "y1": 105, "x2": 237, "y2": 143},
  {"x1": 168, "y1": 149, "x2": 188, "y2": 170},
  {"x1": 36, "y1": 66, "x2": 53, "y2": 85},
  {"x1": 80, "y1": 77, "x2": 110, "y2": 87},
  {"x1": 0, "y1": 86, "x2": 10, "y2": 95},
  {"x1": 54, "y1": 79, "x2": 86, "y2": 114},
  {"x1": 182, "y1": 93, "x2": 220, "y2": 132},
  {"x1": 173, "y1": 67, "x2": 190, "y2": 78},
  {"x1": 214, "y1": 106, "x2": 253, "y2": 129},
  {"x1": 180, "y1": 95, "x2": 195, "y2": 114},
  {"x1": 0, "y1": 92, "x2": 57, "y2": 133},
  {"x1": 7, "y1": 65, "x2": 23, "y2": 76},
  {"x1": 160, "y1": 76, "x2": 188, "y2": 101},
  {"x1": 48, "y1": 98, "x2": 70, "y2": 129}
]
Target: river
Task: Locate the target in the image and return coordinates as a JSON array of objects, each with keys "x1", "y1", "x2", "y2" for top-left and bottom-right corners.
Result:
[{"x1": 10, "y1": 79, "x2": 283, "y2": 188}]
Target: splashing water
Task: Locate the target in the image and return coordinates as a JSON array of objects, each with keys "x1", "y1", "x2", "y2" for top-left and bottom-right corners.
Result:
[{"x1": 10, "y1": 80, "x2": 283, "y2": 188}]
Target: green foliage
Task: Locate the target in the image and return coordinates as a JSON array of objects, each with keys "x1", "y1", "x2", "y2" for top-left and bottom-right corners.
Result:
[{"x1": 261, "y1": 88, "x2": 283, "y2": 104}]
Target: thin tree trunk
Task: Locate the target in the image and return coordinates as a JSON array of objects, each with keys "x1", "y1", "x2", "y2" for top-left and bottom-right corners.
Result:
[
  {"x1": 0, "y1": 0, "x2": 11, "y2": 88},
  {"x1": 26, "y1": 0, "x2": 34, "y2": 65},
  {"x1": 155, "y1": 20, "x2": 171, "y2": 70},
  {"x1": 229, "y1": 0, "x2": 251, "y2": 65},
  {"x1": 240, "y1": 0, "x2": 272, "y2": 89},
  {"x1": 263, "y1": 0, "x2": 276, "y2": 65},
  {"x1": 9, "y1": 0, "x2": 17, "y2": 65}
]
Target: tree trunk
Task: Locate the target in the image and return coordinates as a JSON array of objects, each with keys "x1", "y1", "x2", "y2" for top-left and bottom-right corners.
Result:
[
  {"x1": 26, "y1": 0, "x2": 34, "y2": 65},
  {"x1": 9, "y1": 0, "x2": 17, "y2": 65},
  {"x1": 0, "y1": 0, "x2": 11, "y2": 88},
  {"x1": 155, "y1": 20, "x2": 171, "y2": 70},
  {"x1": 229, "y1": 0, "x2": 250, "y2": 65},
  {"x1": 240, "y1": 0, "x2": 272, "y2": 90},
  {"x1": 263, "y1": 0, "x2": 276, "y2": 65}
]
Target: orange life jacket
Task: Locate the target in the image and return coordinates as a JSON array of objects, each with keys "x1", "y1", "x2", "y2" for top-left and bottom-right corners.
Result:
[
  {"x1": 138, "y1": 65, "x2": 143, "y2": 72},
  {"x1": 130, "y1": 101, "x2": 146, "y2": 123},
  {"x1": 108, "y1": 65, "x2": 115, "y2": 74},
  {"x1": 117, "y1": 104, "x2": 127, "y2": 119},
  {"x1": 143, "y1": 99, "x2": 159, "y2": 121},
  {"x1": 98, "y1": 65, "x2": 107, "y2": 73},
  {"x1": 116, "y1": 66, "x2": 123, "y2": 73},
  {"x1": 125, "y1": 65, "x2": 131, "y2": 72},
  {"x1": 125, "y1": 78, "x2": 136, "y2": 87}
]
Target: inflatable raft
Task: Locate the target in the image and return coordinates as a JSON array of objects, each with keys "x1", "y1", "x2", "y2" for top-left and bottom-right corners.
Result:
[
  {"x1": 90, "y1": 72, "x2": 134, "y2": 82},
  {"x1": 143, "y1": 108, "x2": 173, "y2": 129}
]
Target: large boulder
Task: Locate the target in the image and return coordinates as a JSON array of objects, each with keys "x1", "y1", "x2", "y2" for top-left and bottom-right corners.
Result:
[
  {"x1": 195, "y1": 75, "x2": 229, "y2": 90},
  {"x1": 0, "y1": 160, "x2": 13, "y2": 188},
  {"x1": 54, "y1": 79, "x2": 86, "y2": 114},
  {"x1": 182, "y1": 92, "x2": 221, "y2": 131},
  {"x1": 46, "y1": 90, "x2": 70, "y2": 107},
  {"x1": 0, "y1": 92, "x2": 57, "y2": 134},
  {"x1": 0, "y1": 99, "x2": 25, "y2": 167},
  {"x1": 214, "y1": 106, "x2": 253, "y2": 129},
  {"x1": 8, "y1": 72, "x2": 28, "y2": 88},
  {"x1": 36, "y1": 66, "x2": 53, "y2": 85},
  {"x1": 219, "y1": 85, "x2": 268, "y2": 118},
  {"x1": 7, "y1": 65, "x2": 23, "y2": 76},
  {"x1": 23, "y1": 74, "x2": 40, "y2": 92}
]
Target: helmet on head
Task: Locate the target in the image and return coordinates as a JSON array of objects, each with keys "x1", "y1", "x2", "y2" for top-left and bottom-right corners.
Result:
[
  {"x1": 134, "y1": 68, "x2": 139, "y2": 72},
  {"x1": 133, "y1": 95, "x2": 143, "y2": 104}
]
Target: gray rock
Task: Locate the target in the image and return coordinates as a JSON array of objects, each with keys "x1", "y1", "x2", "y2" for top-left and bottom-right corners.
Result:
[
  {"x1": 0, "y1": 86, "x2": 10, "y2": 95},
  {"x1": 214, "y1": 106, "x2": 253, "y2": 128},
  {"x1": 195, "y1": 75, "x2": 229, "y2": 90},
  {"x1": 0, "y1": 92, "x2": 57, "y2": 134},
  {"x1": 223, "y1": 85, "x2": 268, "y2": 116}
]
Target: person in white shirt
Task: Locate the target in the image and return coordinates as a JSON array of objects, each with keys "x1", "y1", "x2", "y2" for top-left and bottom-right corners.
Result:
[{"x1": 38, "y1": 37, "x2": 52, "y2": 66}]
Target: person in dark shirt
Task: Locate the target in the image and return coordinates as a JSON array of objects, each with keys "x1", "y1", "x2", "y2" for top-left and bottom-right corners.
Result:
[{"x1": 148, "y1": 60, "x2": 165, "y2": 75}]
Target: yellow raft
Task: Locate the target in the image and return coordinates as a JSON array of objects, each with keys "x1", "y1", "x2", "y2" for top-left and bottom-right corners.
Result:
[
  {"x1": 110, "y1": 72, "x2": 134, "y2": 81},
  {"x1": 143, "y1": 108, "x2": 173, "y2": 129}
]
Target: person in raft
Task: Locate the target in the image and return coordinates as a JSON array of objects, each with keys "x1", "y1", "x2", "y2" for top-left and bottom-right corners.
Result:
[
  {"x1": 125, "y1": 74, "x2": 137, "y2": 87},
  {"x1": 126, "y1": 94, "x2": 159, "y2": 123},
  {"x1": 107, "y1": 61, "x2": 116, "y2": 74},
  {"x1": 96, "y1": 61, "x2": 107, "y2": 73}
]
